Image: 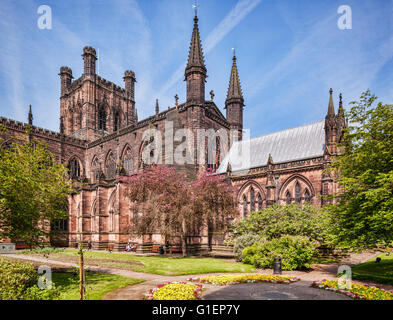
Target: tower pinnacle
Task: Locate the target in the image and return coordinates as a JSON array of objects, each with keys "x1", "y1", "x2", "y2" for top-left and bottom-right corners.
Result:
[
  {"x1": 327, "y1": 88, "x2": 335, "y2": 117},
  {"x1": 225, "y1": 51, "x2": 244, "y2": 104},
  {"x1": 28, "y1": 105, "x2": 33, "y2": 125}
]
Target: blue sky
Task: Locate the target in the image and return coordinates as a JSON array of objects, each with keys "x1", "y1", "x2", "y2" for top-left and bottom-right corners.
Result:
[{"x1": 0, "y1": 0, "x2": 392, "y2": 138}]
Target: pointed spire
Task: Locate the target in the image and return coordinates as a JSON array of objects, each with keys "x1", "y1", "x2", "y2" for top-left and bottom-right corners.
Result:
[
  {"x1": 327, "y1": 88, "x2": 335, "y2": 116},
  {"x1": 226, "y1": 52, "x2": 244, "y2": 104},
  {"x1": 28, "y1": 105, "x2": 33, "y2": 125},
  {"x1": 155, "y1": 99, "x2": 159, "y2": 115},
  {"x1": 338, "y1": 93, "x2": 344, "y2": 117},
  {"x1": 185, "y1": 13, "x2": 206, "y2": 75}
]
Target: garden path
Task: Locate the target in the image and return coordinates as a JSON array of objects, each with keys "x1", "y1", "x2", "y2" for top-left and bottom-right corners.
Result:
[{"x1": 4, "y1": 251, "x2": 390, "y2": 300}]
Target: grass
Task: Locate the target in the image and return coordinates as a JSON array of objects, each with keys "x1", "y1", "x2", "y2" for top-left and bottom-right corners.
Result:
[
  {"x1": 53, "y1": 271, "x2": 144, "y2": 300},
  {"x1": 21, "y1": 249, "x2": 256, "y2": 276},
  {"x1": 352, "y1": 253, "x2": 393, "y2": 285}
]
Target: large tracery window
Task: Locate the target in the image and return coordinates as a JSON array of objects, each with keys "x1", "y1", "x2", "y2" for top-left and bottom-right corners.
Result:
[
  {"x1": 243, "y1": 196, "x2": 248, "y2": 218},
  {"x1": 114, "y1": 111, "x2": 120, "y2": 132},
  {"x1": 295, "y1": 182, "x2": 301, "y2": 203},
  {"x1": 68, "y1": 157, "x2": 81, "y2": 180},
  {"x1": 106, "y1": 152, "x2": 116, "y2": 179},
  {"x1": 91, "y1": 157, "x2": 100, "y2": 183},
  {"x1": 123, "y1": 148, "x2": 133, "y2": 175},
  {"x1": 98, "y1": 106, "x2": 106, "y2": 131},
  {"x1": 286, "y1": 191, "x2": 292, "y2": 205},
  {"x1": 304, "y1": 189, "x2": 311, "y2": 203},
  {"x1": 250, "y1": 187, "x2": 255, "y2": 212},
  {"x1": 257, "y1": 194, "x2": 262, "y2": 211}
]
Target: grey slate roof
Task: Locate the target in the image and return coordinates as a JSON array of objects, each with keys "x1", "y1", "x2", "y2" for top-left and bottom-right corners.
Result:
[{"x1": 217, "y1": 120, "x2": 326, "y2": 174}]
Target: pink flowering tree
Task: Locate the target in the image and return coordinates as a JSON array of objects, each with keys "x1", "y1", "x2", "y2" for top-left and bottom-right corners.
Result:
[
  {"x1": 191, "y1": 170, "x2": 238, "y2": 250},
  {"x1": 121, "y1": 165, "x2": 193, "y2": 256},
  {"x1": 120, "y1": 165, "x2": 237, "y2": 256}
]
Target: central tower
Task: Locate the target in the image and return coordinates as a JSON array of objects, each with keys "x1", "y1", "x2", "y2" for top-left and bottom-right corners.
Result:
[{"x1": 185, "y1": 14, "x2": 207, "y2": 105}]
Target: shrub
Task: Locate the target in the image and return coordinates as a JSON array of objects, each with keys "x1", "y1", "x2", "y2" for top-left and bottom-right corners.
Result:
[
  {"x1": 233, "y1": 203, "x2": 335, "y2": 246},
  {"x1": 0, "y1": 258, "x2": 59, "y2": 300},
  {"x1": 233, "y1": 234, "x2": 264, "y2": 261},
  {"x1": 241, "y1": 235, "x2": 318, "y2": 270}
]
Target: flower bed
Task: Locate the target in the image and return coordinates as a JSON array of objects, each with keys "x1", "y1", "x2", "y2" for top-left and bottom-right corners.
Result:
[
  {"x1": 311, "y1": 280, "x2": 393, "y2": 300},
  {"x1": 145, "y1": 282, "x2": 202, "y2": 300},
  {"x1": 187, "y1": 274, "x2": 300, "y2": 286}
]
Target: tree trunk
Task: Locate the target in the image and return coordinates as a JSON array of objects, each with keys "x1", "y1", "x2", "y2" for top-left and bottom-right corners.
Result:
[{"x1": 181, "y1": 220, "x2": 187, "y2": 257}]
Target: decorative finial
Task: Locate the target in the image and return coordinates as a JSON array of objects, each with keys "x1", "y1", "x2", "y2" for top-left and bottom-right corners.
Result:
[
  {"x1": 210, "y1": 90, "x2": 215, "y2": 102},
  {"x1": 155, "y1": 98, "x2": 159, "y2": 115},
  {"x1": 175, "y1": 94, "x2": 179, "y2": 110},
  {"x1": 232, "y1": 47, "x2": 236, "y2": 60},
  {"x1": 192, "y1": 0, "x2": 199, "y2": 17},
  {"x1": 28, "y1": 105, "x2": 33, "y2": 125},
  {"x1": 329, "y1": 88, "x2": 333, "y2": 95}
]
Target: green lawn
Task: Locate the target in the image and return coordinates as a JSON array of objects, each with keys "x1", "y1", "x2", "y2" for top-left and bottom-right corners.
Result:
[
  {"x1": 352, "y1": 253, "x2": 393, "y2": 285},
  {"x1": 22, "y1": 249, "x2": 256, "y2": 275},
  {"x1": 53, "y1": 271, "x2": 144, "y2": 300}
]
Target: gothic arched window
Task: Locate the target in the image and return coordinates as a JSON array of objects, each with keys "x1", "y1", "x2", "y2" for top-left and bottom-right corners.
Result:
[
  {"x1": 295, "y1": 182, "x2": 301, "y2": 203},
  {"x1": 250, "y1": 187, "x2": 255, "y2": 212},
  {"x1": 68, "y1": 157, "x2": 81, "y2": 180},
  {"x1": 304, "y1": 189, "x2": 311, "y2": 203},
  {"x1": 286, "y1": 191, "x2": 292, "y2": 205},
  {"x1": 257, "y1": 194, "x2": 262, "y2": 211},
  {"x1": 123, "y1": 148, "x2": 133, "y2": 175},
  {"x1": 243, "y1": 196, "x2": 248, "y2": 218},
  {"x1": 91, "y1": 157, "x2": 100, "y2": 183},
  {"x1": 215, "y1": 137, "x2": 221, "y2": 170},
  {"x1": 98, "y1": 106, "x2": 106, "y2": 131},
  {"x1": 114, "y1": 111, "x2": 120, "y2": 132},
  {"x1": 106, "y1": 152, "x2": 116, "y2": 179}
]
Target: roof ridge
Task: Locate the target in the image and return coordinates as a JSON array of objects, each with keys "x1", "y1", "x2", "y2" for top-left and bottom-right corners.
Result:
[{"x1": 248, "y1": 120, "x2": 324, "y2": 142}]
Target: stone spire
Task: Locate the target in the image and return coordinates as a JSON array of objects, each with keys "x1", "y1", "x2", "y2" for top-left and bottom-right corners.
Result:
[
  {"x1": 225, "y1": 53, "x2": 244, "y2": 103},
  {"x1": 185, "y1": 14, "x2": 206, "y2": 75},
  {"x1": 327, "y1": 88, "x2": 335, "y2": 117},
  {"x1": 28, "y1": 105, "x2": 33, "y2": 125}
]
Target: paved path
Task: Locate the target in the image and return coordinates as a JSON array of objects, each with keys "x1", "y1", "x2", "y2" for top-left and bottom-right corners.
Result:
[
  {"x1": 201, "y1": 281, "x2": 351, "y2": 300},
  {"x1": 3, "y1": 251, "x2": 389, "y2": 300}
]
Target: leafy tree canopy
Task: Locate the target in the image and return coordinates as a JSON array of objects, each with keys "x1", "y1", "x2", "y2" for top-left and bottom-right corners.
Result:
[
  {"x1": 230, "y1": 203, "x2": 335, "y2": 246},
  {"x1": 329, "y1": 90, "x2": 393, "y2": 249},
  {"x1": 0, "y1": 129, "x2": 73, "y2": 247}
]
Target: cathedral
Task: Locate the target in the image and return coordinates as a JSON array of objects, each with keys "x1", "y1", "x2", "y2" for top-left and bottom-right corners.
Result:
[{"x1": 0, "y1": 14, "x2": 346, "y2": 252}]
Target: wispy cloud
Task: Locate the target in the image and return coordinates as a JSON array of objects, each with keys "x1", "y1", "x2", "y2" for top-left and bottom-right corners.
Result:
[{"x1": 157, "y1": 0, "x2": 263, "y2": 104}]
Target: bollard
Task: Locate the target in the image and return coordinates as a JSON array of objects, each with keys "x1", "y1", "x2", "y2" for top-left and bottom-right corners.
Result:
[{"x1": 273, "y1": 257, "x2": 282, "y2": 274}]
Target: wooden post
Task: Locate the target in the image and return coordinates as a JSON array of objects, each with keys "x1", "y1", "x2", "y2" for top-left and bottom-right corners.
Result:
[{"x1": 78, "y1": 235, "x2": 84, "y2": 300}]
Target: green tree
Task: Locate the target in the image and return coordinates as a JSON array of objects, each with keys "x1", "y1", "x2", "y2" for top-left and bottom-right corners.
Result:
[
  {"x1": 0, "y1": 130, "x2": 73, "y2": 247},
  {"x1": 330, "y1": 90, "x2": 393, "y2": 248}
]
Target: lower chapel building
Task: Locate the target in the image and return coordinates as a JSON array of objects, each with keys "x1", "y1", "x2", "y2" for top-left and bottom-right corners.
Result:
[{"x1": 0, "y1": 15, "x2": 347, "y2": 251}]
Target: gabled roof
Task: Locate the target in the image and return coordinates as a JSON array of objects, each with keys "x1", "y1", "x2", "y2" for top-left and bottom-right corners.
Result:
[
  {"x1": 204, "y1": 101, "x2": 227, "y2": 121},
  {"x1": 217, "y1": 120, "x2": 326, "y2": 174}
]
